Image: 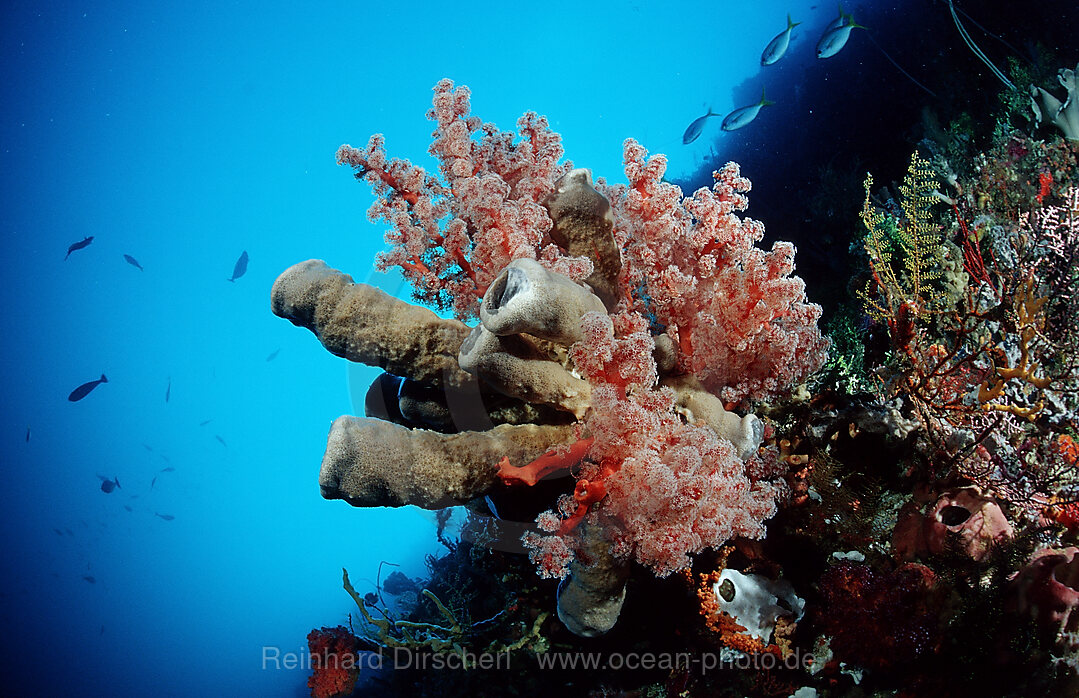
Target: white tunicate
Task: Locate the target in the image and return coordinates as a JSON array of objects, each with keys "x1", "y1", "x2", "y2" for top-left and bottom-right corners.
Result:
[{"x1": 713, "y1": 569, "x2": 805, "y2": 643}]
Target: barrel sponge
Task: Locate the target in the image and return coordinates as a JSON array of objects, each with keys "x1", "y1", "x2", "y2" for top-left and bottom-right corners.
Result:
[
  {"x1": 319, "y1": 416, "x2": 578, "y2": 509},
  {"x1": 270, "y1": 259, "x2": 473, "y2": 389}
]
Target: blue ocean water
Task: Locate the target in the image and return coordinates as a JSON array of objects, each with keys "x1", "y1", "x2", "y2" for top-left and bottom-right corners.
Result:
[{"x1": 1, "y1": 0, "x2": 1050, "y2": 695}]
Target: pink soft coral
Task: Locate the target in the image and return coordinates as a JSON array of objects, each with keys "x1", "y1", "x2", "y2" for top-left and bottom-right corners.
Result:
[
  {"x1": 600, "y1": 139, "x2": 829, "y2": 404},
  {"x1": 527, "y1": 311, "x2": 782, "y2": 578},
  {"x1": 336, "y1": 79, "x2": 589, "y2": 319}
]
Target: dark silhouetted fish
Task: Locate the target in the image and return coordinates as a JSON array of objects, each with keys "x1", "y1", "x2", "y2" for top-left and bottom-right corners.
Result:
[
  {"x1": 123, "y1": 505, "x2": 133, "y2": 512},
  {"x1": 265, "y1": 348, "x2": 280, "y2": 362},
  {"x1": 25, "y1": 427, "x2": 30, "y2": 442},
  {"x1": 682, "y1": 108, "x2": 717, "y2": 144},
  {"x1": 100, "y1": 625, "x2": 105, "y2": 635},
  {"x1": 53, "y1": 528, "x2": 63, "y2": 536},
  {"x1": 82, "y1": 575, "x2": 96, "y2": 584},
  {"x1": 65, "y1": 236, "x2": 94, "y2": 260},
  {"x1": 143, "y1": 444, "x2": 154, "y2": 452},
  {"x1": 155, "y1": 513, "x2": 175, "y2": 521},
  {"x1": 65, "y1": 527, "x2": 74, "y2": 536},
  {"x1": 215, "y1": 435, "x2": 227, "y2": 447},
  {"x1": 123, "y1": 254, "x2": 144, "y2": 271},
  {"x1": 199, "y1": 419, "x2": 212, "y2": 427},
  {"x1": 165, "y1": 378, "x2": 171, "y2": 403},
  {"x1": 98, "y1": 475, "x2": 121, "y2": 493},
  {"x1": 227, "y1": 250, "x2": 249, "y2": 282},
  {"x1": 68, "y1": 374, "x2": 108, "y2": 402}
]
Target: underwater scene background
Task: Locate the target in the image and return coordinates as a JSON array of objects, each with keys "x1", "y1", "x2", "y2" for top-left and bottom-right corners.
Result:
[{"x1": 2, "y1": 1, "x2": 1078, "y2": 696}]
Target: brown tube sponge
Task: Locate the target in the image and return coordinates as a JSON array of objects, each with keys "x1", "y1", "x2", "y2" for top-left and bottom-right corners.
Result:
[
  {"x1": 479, "y1": 258, "x2": 606, "y2": 345},
  {"x1": 270, "y1": 260, "x2": 473, "y2": 389},
  {"x1": 543, "y1": 168, "x2": 622, "y2": 309},
  {"x1": 556, "y1": 522, "x2": 630, "y2": 637},
  {"x1": 458, "y1": 324, "x2": 592, "y2": 418},
  {"x1": 662, "y1": 375, "x2": 764, "y2": 460},
  {"x1": 319, "y1": 416, "x2": 577, "y2": 509}
]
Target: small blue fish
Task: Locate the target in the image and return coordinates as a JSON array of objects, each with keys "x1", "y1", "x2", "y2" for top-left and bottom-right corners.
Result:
[
  {"x1": 817, "y1": 15, "x2": 864, "y2": 59},
  {"x1": 65, "y1": 236, "x2": 94, "y2": 260},
  {"x1": 25, "y1": 426, "x2": 30, "y2": 443},
  {"x1": 123, "y1": 505, "x2": 133, "y2": 512},
  {"x1": 199, "y1": 419, "x2": 212, "y2": 427},
  {"x1": 155, "y1": 513, "x2": 175, "y2": 521},
  {"x1": 721, "y1": 88, "x2": 775, "y2": 131},
  {"x1": 265, "y1": 348, "x2": 281, "y2": 362},
  {"x1": 68, "y1": 374, "x2": 108, "y2": 402},
  {"x1": 98, "y1": 475, "x2": 121, "y2": 493},
  {"x1": 82, "y1": 575, "x2": 96, "y2": 584},
  {"x1": 683, "y1": 109, "x2": 718, "y2": 144},
  {"x1": 215, "y1": 434, "x2": 227, "y2": 447},
  {"x1": 227, "y1": 250, "x2": 249, "y2": 282},
  {"x1": 761, "y1": 14, "x2": 800, "y2": 66},
  {"x1": 123, "y1": 254, "x2": 144, "y2": 271},
  {"x1": 165, "y1": 378, "x2": 171, "y2": 403}
]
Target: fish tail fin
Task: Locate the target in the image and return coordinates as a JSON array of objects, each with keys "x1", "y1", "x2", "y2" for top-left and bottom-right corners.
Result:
[
  {"x1": 760, "y1": 88, "x2": 776, "y2": 107},
  {"x1": 226, "y1": 277, "x2": 234, "y2": 282},
  {"x1": 787, "y1": 13, "x2": 799, "y2": 29},
  {"x1": 100, "y1": 374, "x2": 108, "y2": 383}
]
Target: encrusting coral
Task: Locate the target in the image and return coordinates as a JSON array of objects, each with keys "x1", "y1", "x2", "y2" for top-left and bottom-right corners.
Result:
[{"x1": 273, "y1": 79, "x2": 828, "y2": 636}]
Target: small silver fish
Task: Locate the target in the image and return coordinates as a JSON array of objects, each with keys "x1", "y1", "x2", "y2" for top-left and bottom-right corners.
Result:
[
  {"x1": 199, "y1": 419, "x2": 212, "y2": 427},
  {"x1": 227, "y1": 250, "x2": 249, "y2": 282},
  {"x1": 265, "y1": 348, "x2": 281, "y2": 362},
  {"x1": 155, "y1": 513, "x2": 175, "y2": 521},
  {"x1": 123, "y1": 254, "x2": 144, "y2": 271},
  {"x1": 68, "y1": 374, "x2": 108, "y2": 402},
  {"x1": 817, "y1": 15, "x2": 863, "y2": 59},
  {"x1": 721, "y1": 88, "x2": 775, "y2": 131},
  {"x1": 683, "y1": 108, "x2": 718, "y2": 144},
  {"x1": 215, "y1": 434, "x2": 227, "y2": 447},
  {"x1": 761, "y1": 14, "x2": 800, "y2": 66}
]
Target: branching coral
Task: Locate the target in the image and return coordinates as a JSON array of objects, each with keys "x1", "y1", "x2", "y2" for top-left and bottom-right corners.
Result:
[{"x1": 275, "y1": 79, "x2": 828, "y2": 636}]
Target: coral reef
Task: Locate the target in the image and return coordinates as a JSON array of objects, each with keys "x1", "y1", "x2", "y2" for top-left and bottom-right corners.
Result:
[
  {"x1": 288, "y1": 59, "x2": 1079, "y2": 697},
  {"x1": 276, "y1": 78, "x2": 827, "y2": 645}
]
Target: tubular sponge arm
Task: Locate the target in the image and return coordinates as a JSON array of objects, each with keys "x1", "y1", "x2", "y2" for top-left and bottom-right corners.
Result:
[
  {"x1": 271, "y1": 259, "x2": 474, "y2": 389},
  {"x1": 319, "y1": 416, "x2": 578, "y2": 509}
]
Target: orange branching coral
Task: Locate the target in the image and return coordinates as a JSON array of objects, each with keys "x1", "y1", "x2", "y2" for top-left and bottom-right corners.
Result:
[{"x1": 978, "y1": 275, "x2": 1052, "y2": 420}]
